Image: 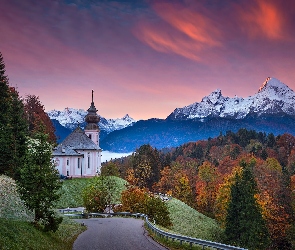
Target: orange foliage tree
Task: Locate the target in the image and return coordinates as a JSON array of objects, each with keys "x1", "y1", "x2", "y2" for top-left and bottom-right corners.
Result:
[
  {"x1": 24, "y1": 95, "x2": 56, "y2": 144},
  {"x1": 196, "y1": 161, "x2": 220, "y2": 217},
  {"x1": 254, "y1": 157, "x2": 292, "y2": 248},
  {"x1": 214, "y1": 166, "x2": 243, "y2": 227}
]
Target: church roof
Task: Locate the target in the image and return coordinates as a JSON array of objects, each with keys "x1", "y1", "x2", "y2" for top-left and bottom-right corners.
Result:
[{"x1": 53, "y1": 127, "x2": 100, "y2": 156}]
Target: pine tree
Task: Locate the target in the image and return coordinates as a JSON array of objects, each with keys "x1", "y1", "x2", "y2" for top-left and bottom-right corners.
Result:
[
  {"x1": 9, "y1": 88, "x2": 28, "y2": 180},
  {"x1": 224, "y1": 160, "x2": 270, "y2": 249},
  {"x1": 0, "y1": 52, "x2": 12, "y2": 175},
  {"x1": 0, "y1": 52, "x2": 28, "y2": 179},
  {"x1": 18, "y1": 132, "x2": 62, "y2": 231}
]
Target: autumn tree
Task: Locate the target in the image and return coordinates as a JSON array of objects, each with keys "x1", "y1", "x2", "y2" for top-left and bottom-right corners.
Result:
[
  {"x1": 196, "y1": 161, "x2": 219, "y2": 217},
  {"x1": 130, "y1": 144, "x2": 162, "y2": 189},
  {"x1": 156, "y1": 166, "x2": 174, "y2": 195},
  {"x1": 224, "y1": 159, "x2": 270, "y2": 249},
  {"x1": 173, "y1": 170, "x2": 193, "y2": 206},
  {"x1": 24, "y1": 95, "x2": 56, "y2": 144},
  {"x1": 101, "y1": 161, "x2": 120, "y2": 177},
  {"x1": 214, "y1": 166, "x2": 243, "y2": 227},
  {"x1": 134, "y1": 161, "x2": 152, "y2": 188},
  {"x1": 120, "y1": 186, "x2": 172, "y2": 227},
  {"x1": 82, "y1": 176, "x2": 125, "y2": 213},
  {"x1": 254, "y1": 157, "x2": 293, "y2": 249}
]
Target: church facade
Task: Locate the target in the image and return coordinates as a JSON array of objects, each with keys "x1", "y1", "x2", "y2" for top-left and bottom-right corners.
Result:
[{"x1": 52, "y1": 91, "x2": 102, "y2": 177}]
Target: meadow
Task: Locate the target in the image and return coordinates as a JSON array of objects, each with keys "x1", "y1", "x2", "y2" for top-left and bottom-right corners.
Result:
[
  {"x1": 0, "y1": 175, "x2": 86, "y2": 250},
  {"x1": 1, "y1": 175, "x2": 223, "y2": 249}
]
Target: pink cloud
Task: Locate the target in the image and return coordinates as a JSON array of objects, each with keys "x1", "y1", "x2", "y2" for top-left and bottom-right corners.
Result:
[
  {"x1": 133, "y1": 2, "x2": 223, "y2": 63},
  {"x1": 239, "y1": 0, "x2": 287, "y2": 40},
  {"x1": 1, "y1": 0, "x2": 295, "y2": 120}
]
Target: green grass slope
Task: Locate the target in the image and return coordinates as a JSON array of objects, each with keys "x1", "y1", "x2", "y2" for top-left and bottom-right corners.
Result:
[
  {"x1": 54, "y1": 176, "x2": 127, "y2": 208},
  {"x1": 165, "y1": 198, "x2": 223, "y2": 242},
  {"x1": 0, "y1": 217, "x2": 85, "y2": 250},
  {"x1": 0, "y1": 175, "x2": 86, "y2": 250}
]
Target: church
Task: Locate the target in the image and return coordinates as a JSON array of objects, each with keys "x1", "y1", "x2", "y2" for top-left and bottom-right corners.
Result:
[{"x1": 52, "y1": 91, "x2": 102, "y2": 177}]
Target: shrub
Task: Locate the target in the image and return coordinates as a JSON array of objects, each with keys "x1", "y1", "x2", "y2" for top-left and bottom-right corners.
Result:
[
  {"x1": 146, "y1": 196, "x2": 172, "y2": 228},
  {"x1": 0, "y1": 175, "x2": 33, "y2": 221},
  {"x1": 120, "y1": 186, "x2": 172, "y2": 227},
  {"x1": 120, "y1": 186, "x2": 148, "y2": 213},
  {"x1": 82, "y1": 176, "x2": 127, "y2": 212}
]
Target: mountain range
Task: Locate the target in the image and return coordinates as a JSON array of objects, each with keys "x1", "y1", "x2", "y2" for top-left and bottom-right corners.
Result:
[
  {"x1": 49, "y1": 77, "x2": 295, "y2": 152},
  {"x1": 47, "y1": 108, "x2": 136, "y2": 142}
]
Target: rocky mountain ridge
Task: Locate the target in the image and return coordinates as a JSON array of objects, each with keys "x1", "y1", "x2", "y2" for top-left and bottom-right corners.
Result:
[
  {"x1": 167, "y1": 77, "x2": 295, "y2": 120},
  {"x1": 47, "y1": 108, "x2": 136, "y2": 142}
]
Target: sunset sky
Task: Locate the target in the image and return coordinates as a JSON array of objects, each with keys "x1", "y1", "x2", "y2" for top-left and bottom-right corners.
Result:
[{"x1": 1, "y1": 0, "x2": 295, "y2": 120}]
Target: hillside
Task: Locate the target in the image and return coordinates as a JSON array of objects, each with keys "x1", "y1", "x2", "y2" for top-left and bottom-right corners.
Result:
[
  {"x1": 101, "y1": 114, "x2": 295, "y2": 152},
  {"x1": 165, "y1": 199, "x2": 223, "y2": 242}
]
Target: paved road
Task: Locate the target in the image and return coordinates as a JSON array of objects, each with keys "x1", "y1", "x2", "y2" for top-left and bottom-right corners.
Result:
[{"x1": 72, "y1": 217, "x2": 167, "y2": 250}]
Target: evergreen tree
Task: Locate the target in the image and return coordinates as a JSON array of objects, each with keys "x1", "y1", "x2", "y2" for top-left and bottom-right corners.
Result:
[
  {"x1": 8, "y1": 88, "x2": 28, "y2": 180},
  {"x1": 276, "y1": 168, "x2": 294, "y2": 249},
  {"x1": 0, "y1": 52, "x2": 28, "y2": 179},
  {"x1": 18, "y1": 132, "x2": 62, "y2": 232},
  {"x1": 0, "y1": 52, "x2": 12, "y2": 175},
  {"x1": 224, "y1": 160, "x2": 270, "y2": 249}
]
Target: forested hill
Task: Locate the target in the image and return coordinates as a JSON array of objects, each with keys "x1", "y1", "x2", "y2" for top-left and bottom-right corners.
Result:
[
  {"x1": 106, "y1": 128, "x2": 295, "y2": 249},
  {"x1": 100, "y1": 114, "x2": 295, "y2": 152}
]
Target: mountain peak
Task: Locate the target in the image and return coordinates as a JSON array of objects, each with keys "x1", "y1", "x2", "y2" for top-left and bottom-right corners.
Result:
[
  {"x1": 202, "y1": 89, "x2": 224, "y2": 105},
  {"x1": 258, "y1": 77, "x2": 289, "y2": 93},
  {"x1": 123, "y1": 114, "x2": 131, "y2": 119}
]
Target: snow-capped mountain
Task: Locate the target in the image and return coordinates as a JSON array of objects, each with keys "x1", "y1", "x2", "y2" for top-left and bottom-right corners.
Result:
[
  {"x1": 99, "y1": 114, "x2": 136, "y2": 133},
  {"x1": 167, "y1": 77, "x2": 295, "y2": 120},
  {"x1": 47, "y1": 108, "x2": 136, "y2": 133}
]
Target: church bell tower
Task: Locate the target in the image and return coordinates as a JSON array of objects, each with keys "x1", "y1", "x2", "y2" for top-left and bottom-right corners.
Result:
[{"x1": 84, "y1": 90, "x2": 100, "y2": 146}]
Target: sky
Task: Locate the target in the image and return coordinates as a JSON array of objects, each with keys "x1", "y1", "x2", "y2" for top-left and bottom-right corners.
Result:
[{"x1": 1, "y1": 0, "x2": 295, "y2": 120}]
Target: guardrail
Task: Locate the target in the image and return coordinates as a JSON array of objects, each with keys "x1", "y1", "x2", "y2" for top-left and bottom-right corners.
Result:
[{"x1": 63, "y1": 211, "x2": 247, "y2": 250}]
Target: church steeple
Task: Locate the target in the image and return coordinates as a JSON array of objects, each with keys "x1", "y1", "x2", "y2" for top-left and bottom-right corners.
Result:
[{"x1": 85, "y1": 90, "x2": 100, "y2": 130}]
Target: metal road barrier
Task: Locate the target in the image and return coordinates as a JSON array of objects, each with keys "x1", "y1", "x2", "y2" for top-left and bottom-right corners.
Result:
[{"x1": 63, "y1": 211, "x2": 247, "y2": 250}]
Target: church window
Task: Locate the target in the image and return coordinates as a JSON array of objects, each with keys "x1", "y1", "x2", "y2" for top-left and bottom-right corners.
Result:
[
  {"x1": 88, "y1": 155, "x2": 90, "y2": 168},
  {"x1": 67, "y1": 159, "x2": 69, "y2": 166},
  {"x1": 67, "y1": 170, "x2": 69, "y2": 176},
  {"x1": 88, "y1": 134, "x2": 92, "y2": 139},
  {"x1": 78, "y1": 158, "x2": 80, "y2": 168}
]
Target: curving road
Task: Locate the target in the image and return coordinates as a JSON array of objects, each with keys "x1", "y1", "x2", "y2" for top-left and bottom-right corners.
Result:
[{"x1": 73, "y1": 217, "x2": 167, "y2": 250}]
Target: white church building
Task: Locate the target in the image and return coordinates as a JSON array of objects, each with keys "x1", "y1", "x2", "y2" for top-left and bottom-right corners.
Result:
[{"x1": 52, "y1": 91, "x2": 102, "y2": 177}]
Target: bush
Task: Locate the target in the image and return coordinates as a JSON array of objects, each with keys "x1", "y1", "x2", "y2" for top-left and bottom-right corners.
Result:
[
  {"x1": 146, "y1": 196, "x2": 172, "y2": 228},
  {"x1": 0, "y1": 175, "x2": 33, "y2": 221},
  {"x1": 120, "y1": 186, "x2": 148, "y2": 213},
  {"x1": 120, "y1": 186, "x2": 172, "y2": 228},
  {"x1": 82, "y1": 176, "x2": 127, "y2": 212},
  {"x1": 83, "y1": 187, "x2": 108, "y2": 212}
]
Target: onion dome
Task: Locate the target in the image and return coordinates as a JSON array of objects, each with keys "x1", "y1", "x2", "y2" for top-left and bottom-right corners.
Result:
[{"x1": 85, "y1": 90, "x2": 100, "y2": 130}]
